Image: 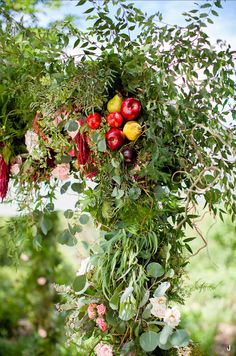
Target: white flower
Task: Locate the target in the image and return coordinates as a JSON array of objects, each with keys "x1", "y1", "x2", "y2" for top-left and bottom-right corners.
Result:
[
  {"x1": 95, "y1": 342, "x2": 113, "y2": 356},
  {"x1": 51, "y1": 163, "x2": 70, "y2": 180},
  {"x1": 76, "y1": 257, "x2": 92, "y2": 276},
  {"x1": 150, "y1": 296, "x2": 167, "y2": 318},
  {"x1": 164, "y1": 306, "x2": 181, "y2": 327},
  {"x1": 25, "y1": 130, "x2": 39, "y2": 155}
]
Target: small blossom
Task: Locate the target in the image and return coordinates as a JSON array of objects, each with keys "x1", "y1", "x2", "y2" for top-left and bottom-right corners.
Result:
[
  {"x1": 96, "y1": 317, "x2": 107, "y2": 332},
  {"x1": 38, "y1": 328, "x2": 47, "y2": 338},
  {"x1": 20, "y1": 253, "x2": 29, "y2": 262},
  {"x1": 68, "y1": 148, "x2": 76, "y2": 157},
  {"x1": 51, "y1": 163, "x2": 70, "y2": 180},
  {"x1": 150, "y1": 296, "x2": 167, "y2": 319},
  {"x1": 95, "y1": 342, "x2": 113, "y2": 356},
  {"x1": 25, "y1": 130, "x2": 39, "y2": 155},
  {"x1": 164, "y1": 306, "x2": 181, "y2": 328},
  {"x1": 10, "y1": 163, "x2": 21, "y2": 175},
  {"x1": 37, "y1": 277, "x2": 47, "y2": 286},
  {"x1": 97, "y1": 304, "x2": 106, "y2": 316},
  {"x1": 53, "y1": 107, "x2": 70, "y2": 127},
  {"x1": 76, "y1": 257, "x2": 92, "y2": 276},
  {"x1": 87, "y1": 303, "x2": 97, "y2": 320}
]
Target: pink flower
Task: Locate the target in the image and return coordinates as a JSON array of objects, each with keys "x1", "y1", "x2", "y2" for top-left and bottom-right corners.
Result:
[
  {"x1": 37, "y1": 277, "x2": 47, "y2": 286},
  {"x1": 51, "y1": 163, "x2": 70, "y2": 180},
  {"x1": 53, "y1": 107, "x2": 70, "y2": 127},
  {"x1": 38, "y1": 328, "x2": 47, "y2": 338},
  {"x1": 10, "y1": 156, "x2": 22, "y2": 176},
  {"x1": 20, "y1": 253, "x2": 29, "y2": 262},
  {"x1": 95, "y1": 342, "x2": 113, "y2": 356},
  {"x1": 96, "y1": 317, "x2": 107, "y2": 332},
  {"x1": 88, "y1": 309, "x2": 96, "y2": 320},
  {"x1": 68, "y1": 148, "x2": 76, "y2": 157},
  {"x1": 10, "y1": 164, "x2": 20, "y2": 175},
  {"x1": 87, "y1": 303, "x2": 97, "y2": 320},
  {"x1": 97, "y1": 304, "x2": 106, "y2": 316},
  {"x1": 25, "y1": 130, "x2": 39, "y2": 155}
]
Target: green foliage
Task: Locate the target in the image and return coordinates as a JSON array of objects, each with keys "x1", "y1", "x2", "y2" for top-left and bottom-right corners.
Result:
[
  {"x1": 0, "y1": 0, "x2": 235, "y2": 354},
  {"x1": 0, "y1": 213, "x2": 77, "y2": 355},
  {"x1": 181, "y1": 214, "x2": 236, "y2": 355}
]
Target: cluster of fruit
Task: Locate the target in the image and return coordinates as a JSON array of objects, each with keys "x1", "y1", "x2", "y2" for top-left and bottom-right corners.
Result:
[{"x1": 86, "y1": 94, "x2": 142, "y2": 163}]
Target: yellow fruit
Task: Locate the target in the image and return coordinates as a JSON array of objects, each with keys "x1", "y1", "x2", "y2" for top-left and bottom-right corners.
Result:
[
  {"x1": 123, "y1": 121, "x2": 142, "y2": 141},
  {"x1": 107, "y1": 94, "x2": 123, "y2": 113}
]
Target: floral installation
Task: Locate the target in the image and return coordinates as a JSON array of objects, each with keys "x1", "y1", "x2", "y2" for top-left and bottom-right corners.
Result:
[{"x1": 0, "y1": 0, "x2": 235, "y2": 354}]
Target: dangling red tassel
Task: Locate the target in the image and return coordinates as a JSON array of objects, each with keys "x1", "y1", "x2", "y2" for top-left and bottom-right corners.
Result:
[
  {"x1": 0, "y1": 154, "x2": 10, "y2": 201},
  {"x1": 75, "y1": 132, "x2": 90, "y2": 165},
  {"x1": 73, "y1": 119, "x2": 97, "y2": 179},
  {"x1": 75, "y1": 119, "x2": 91, "y2": 166}
]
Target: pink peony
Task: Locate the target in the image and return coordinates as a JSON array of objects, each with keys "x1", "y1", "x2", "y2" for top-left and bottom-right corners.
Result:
[
  {"x1": 96, "y1": 317, "x2": 107, "y2": 332},
  {"x1": 51, "y1": 163, "x2": 70, "y2": 180},
  {"x1": 87, "y1": 303, "x2": 97, "y2": 320},
  {"x1": 95, "y1": 342, "x2": 113, "y2": 356},
  {"x1": 97, "y1": 304, "x2": 106, "y2": 316}
]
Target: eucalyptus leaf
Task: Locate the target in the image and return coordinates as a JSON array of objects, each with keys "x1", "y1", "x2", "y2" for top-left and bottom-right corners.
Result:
[
  {"x1": 79, "y1": 214, "x2": 89, "y2": 225},
  {"x1": 159, "y1": 325, "x2": 173, "y2": 345},
  {"x1": 71, "y1": 183, "x2": 84, "y2": 193},
  {"x1": 170, "y1": 329, "x2": 190, "y2": 347},
  {"x1": 139, "y1": 331, "x2": 159, "y2": 352},
  {"x1": 97, "y1": 138, "x2": 106, "y2": 152},
  {"x1": 72, "y1": 275, "x2": 87, "y2": 292},
  {"x1": 147, "y1": 262, "x2": 165, "y2": 278},
  {"x1": 154, "y1": 282, "x2": 171, "y2": 297}
]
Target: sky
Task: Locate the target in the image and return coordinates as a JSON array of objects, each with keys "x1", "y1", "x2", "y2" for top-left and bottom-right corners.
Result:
[
  {"x1": 36, "y1": 0, "x2": 236, "y2": 49},
  {"x1": 0, "y1": 0, "x2": 235, "y2": 216}
]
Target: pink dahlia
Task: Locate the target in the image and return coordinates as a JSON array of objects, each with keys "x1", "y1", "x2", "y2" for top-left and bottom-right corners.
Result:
[
  {"x1": 97, "y1": 304, "x2": 106, "y2": 316},
  {"x1": 96, "y1": 317, "x2": 107, "y2": 332},
  {"x1": 87, "y1": 303, "x2": 97, "y2": 320}
]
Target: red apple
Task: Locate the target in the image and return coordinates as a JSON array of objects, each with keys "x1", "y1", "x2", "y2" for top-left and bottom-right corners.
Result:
[
  {"x1": 106, "y1": 128, "x2": 125, "y2": 150},
  {"x1": 106, "y1": 112, "x2": 123, "y2": 128},
  {"x1": 86, "y1": 112, "x2": 101, "y2": 129},
  {"x1": 120, "y1": 98, "x2": 141, "y2": 121},
  {"x1": 122, "y1": 146, "x2": 137, "y2": 164}
]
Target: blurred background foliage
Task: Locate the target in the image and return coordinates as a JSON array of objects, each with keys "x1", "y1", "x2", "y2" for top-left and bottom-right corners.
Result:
[
  {"x1": 0, "y1": 209, "x2": 235, "y2": 355},
  {"x1": 0, "y1": 212, "x2": 78, "y2": 356}
]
